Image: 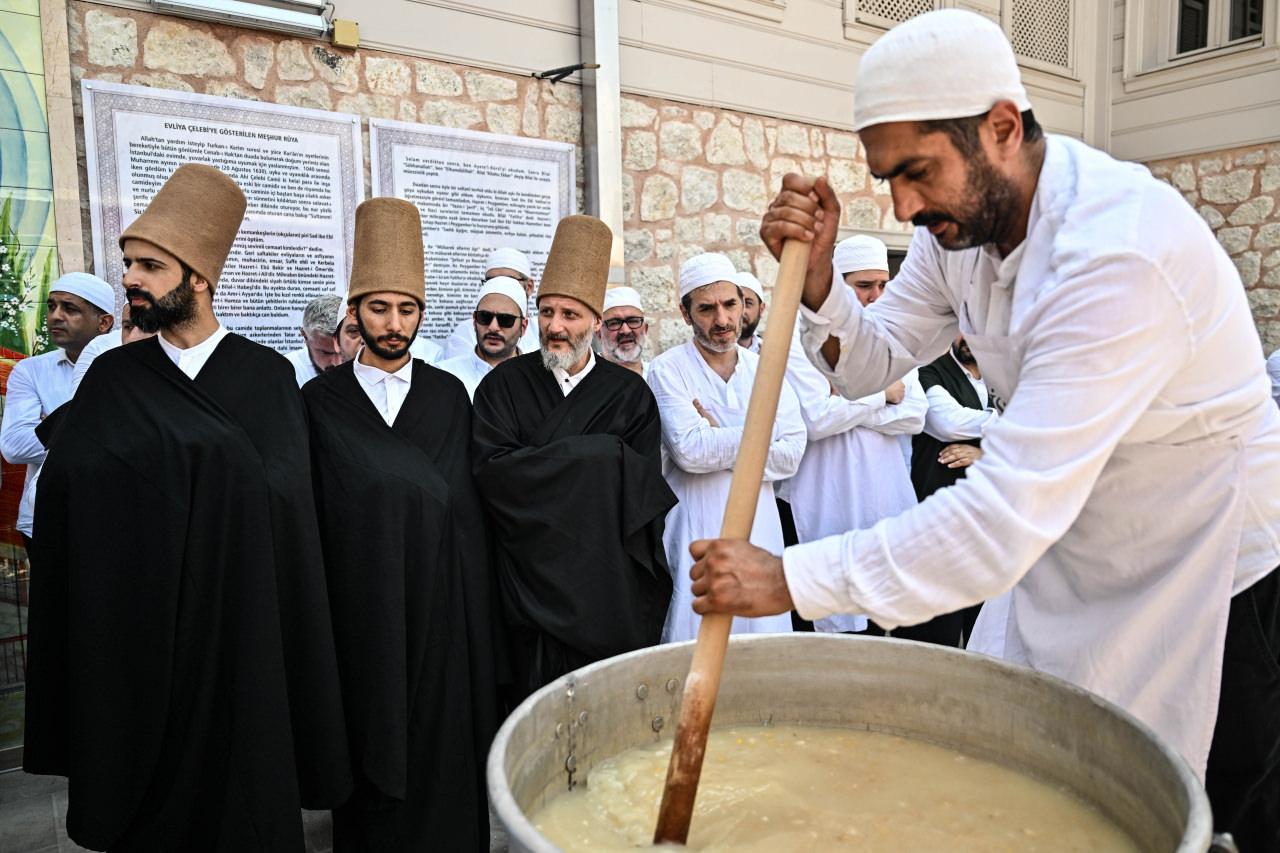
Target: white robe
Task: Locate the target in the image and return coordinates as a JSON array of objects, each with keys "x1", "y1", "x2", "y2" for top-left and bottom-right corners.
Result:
[
  {"x1": 779, "y1": 329, "x2": 925, "y2": 633},
  {"x1": 648, "y1": 341, "x2": 806, "y2": 643},
  {"x1": 437, "y1": 350, "x2": 494, "y2": 400},
  {"x1": 787, "y1": 134, "x2": 1280, "y2": 775}
]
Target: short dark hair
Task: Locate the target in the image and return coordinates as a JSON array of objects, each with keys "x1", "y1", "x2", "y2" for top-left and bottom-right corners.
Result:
[
  {"x1": 919, "y1": 109, "x2": 1043, "y2": 158},
  {"x1": 681, "y1": 284, "x2": 744, "y2": 315}
]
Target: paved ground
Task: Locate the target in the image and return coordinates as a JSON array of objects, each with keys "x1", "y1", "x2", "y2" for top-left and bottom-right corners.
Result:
[{"x1": 0, "y1": 771, "x2": 510, "y2": 852}]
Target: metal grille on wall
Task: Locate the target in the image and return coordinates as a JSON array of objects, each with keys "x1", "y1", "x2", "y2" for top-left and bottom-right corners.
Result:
[
  {"x1": 1009, "y1": 0, "x2": 1073, "y2": 72},
  {"x1": 855, "y1": 0, "x2": 938, "y2": 29}
]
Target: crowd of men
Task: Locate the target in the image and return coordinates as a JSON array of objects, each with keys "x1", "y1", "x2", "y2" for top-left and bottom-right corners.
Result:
[{"x1": 4, "y1": 9, "x2": 1279, "y2": 851}]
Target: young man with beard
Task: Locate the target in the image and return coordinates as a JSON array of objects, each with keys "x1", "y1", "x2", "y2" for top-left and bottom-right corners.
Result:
[
  {"x1": 1, "y1": 273, "x2": 114, "y2": 550},
  {"x1": 688, "y1": 10, "x2": 1280, "y2": 846},
  {"x1": 285, "y1": 293, "x2": 344, "y2": 386},
  {"x1": 595, "y1": 285, "x2": 650, "y2": 376},
  {"x1": 437, "y1": 275, "x2": 529, "y2": 399},
  {"x1": 24, "y1": 163, "x2": 350, "y2": 852},
  {"x1": 472, "y1": 215, "x2": 675, "y2": 699},
  {"x1": 647, "y1": 252, "x2": 805, "y2": 643},
  {"x1": 735, "y1": 270, "x2": 766, "y2": 353},
  {"x1": 302, "y1": 198, "x2": 500, "y2": 852}
]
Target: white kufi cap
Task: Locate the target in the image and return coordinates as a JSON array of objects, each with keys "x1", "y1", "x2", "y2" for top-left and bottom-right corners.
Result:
[
  {"x1": 731, "y1": 271, "x2": 764, "y2": 301},
  {"x1": 602, "y1": 286, "x2": 644, "y2": 314},
  {"x1": 833, "y1": 235, "x2": 889, "y2": 275},
  {"x1": 679, "y1": 252, "x2": 737, "y2": 299},
  {"x1": 484, "y1": 247, "x2": 533, "y2": 279},
  {"x1": 853, "y1": 9, "x2": 1031, "y2": 132},
  {"x1": 51, "y1": 272, "x2": 115, "y2": 315},
  {"x1": 476, "y1": 276, "x2": 527, "y2": 315}
]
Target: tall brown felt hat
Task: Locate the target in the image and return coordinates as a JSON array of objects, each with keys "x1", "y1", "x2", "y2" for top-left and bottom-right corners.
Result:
[
  {"x1": 346, "y1": 197, "x2": 425, "y2": 306},
  {"x1": 537, "y1": 215, "x2": 611, "y2": 317},
  {"x1": 119, "y1": 163, "x2": 246, "y2": 286}
]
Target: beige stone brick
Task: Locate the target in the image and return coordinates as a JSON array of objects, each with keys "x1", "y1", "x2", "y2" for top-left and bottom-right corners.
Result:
[
  {"x1": 544, "y1": 104, "x2": 580, "y2": 142},
  {"x1": 205, "y1": 80, "x2": 257, "y2": 101},
  {"x1": 622, "y1": 173, "x2": 635, "y2": 221},
  {"x1": 624, "y1": 131, "x2": 657, "y2": 171},
  {"x1": 522, "y1": 86, "x2": 541, "y2": 136},
  {"x1": 416, "y1": 62, "x2": 462, "y2": 96},
  {"x1": 662, "y1": 105, "x2": 688, "y2": 118},
  {"x1": 1264, "y1": 249, "x2": 1280, "y2": 269},
  {"x1": 631, "y1": 265, "x2": 676, "y2": 310},
  {"x1": 659, "y1": 158, "x2": 681, "y2": 177},
  {"x1": 660, "y1": 122, "x2": 702, "y2": 161},
  {"x1": 486, "y1": 103, "x2": 520, "y2": 136},
  {"x1": 723, "y1": 169, "x2": 767, "y2": 213},
  {"x1": 769, "y1": 157, "x2": 800, "y2": 193},
  {"x1": 844, "y1": 197, "x2": 880, "y2": 229},
  {"x1": 1197, "y1": 157, "x2": 1224, "y2": 176},
  {"x1": 1256, "y1": 223, "x2": 1280, "y2": 249},
  {"x1": 1217, "y1": 226, "x2": 1253, "y2": 254},
  {"x1": 675, "y1": 217, "x2": 702, "y2": 243},
  {"x1": 1171, "y1": 163, "x2": 1196, "y2": 191},
  {"x1": 655, "y1": 239, "x2": 676, "y2": 261},
  {"x1": 703, "y1": 214, "x2": 731, "y2": 244},
  {"x1": 776, "y1": 124, "x2": 810, "y2": 156},
  {"x1": 366, "y1": 56, "x2": 410, "y2": 95},
  {"x1": 625, "y1": 229, "x2": 655, "y2": 262},
  {"x1": 1267, "y1": 268, "x2": 1280, "y2": 288},
  {"x1": 693, "y1": 111, "x2": 714, "y2": 130},
  {"x1": 276, "y1": 82, "x2": 332, "y2": 111},
  {"x1": 466, "y1": 71, "x2": 518, "y2": 101},
  {"x1": 1235, "y1": 150, "x2": 1267, "y2": 167},
  {"x1": 621, "y1": 97, "x2": 657, "y2": 128},
  {"x1": 725, "y1": 248, "x2": 751, "y2": 270},
  {"x1": 707, "y1": 121, "x2": 746, "y2": 166},
  {"x1": 1261, "y1": 165, "x2": 1280, "y2": 193},
  {"x1": 399, "y1": 100, "x2": 417, "y2": 123},
  {"x1": 681, "y1": 166, "x2": 718, "y2": 213},
  {"x1": 1197, "y1": 205, "x2": 1226, "y2": 229},
  {"x1": 1248, "y1": 285, "x2": 1280, "y2": 316},
  {"x1": 311, "y1": 47, "x2": 359, "y2": 93},
  {"x1": 753, "y1": 250, "x2": 778, "y2": 285},
  {"x1": 658, "y1": 318, "x2": 693, "y2": 350},
  {"x1": 735, "y1": 218, "x2": 763, "y2": 246},
  {"x1": 336, "y1": 93, "x2": 397, "y2": 119},
  {"x1": 143, "y1": 20, "x2": 235, "y2": 78},
  {"x1": 678, "y1": 244, "x2": 708, "y2": 264},
  {"x1": 743, "y1": 117, "x2": 767, "y2": 169},
  {"x1": 68, "y1": 6, "x2": 83, "y2": 54},
  {"x1": 810, "y1": 128, "x2": 825, "y2": 158},
  {"x1": 422, "y1": 99, "x2": 483, "y2": 129},
  {"x1": 235, "y1": 37, "x2": 274, "y2": 90},
  {"x1": 641, "y1": 175, "x2": 678, "y2": 221},
  {"x1": 827, "y1": 159, "x2": 867, "y2": 194},
  {"x1": 86, "y1": 10, "x2": 137, "y2": 69},
  {"x1": 1228, "y1": 197, "x2": 1275, "y2": 226},
  {"x1": 128, "y1": 72, "x2": 193, "y2": 92},
  {"x1": 825, "y1": 131, "x2": 858, "y2": 159},
  {"x1": 276, "y1": 41, "x2": 314, "y2": 81},
  {"x1": 1201, "y1": 170, "x2": 1256, "y2": 204}
]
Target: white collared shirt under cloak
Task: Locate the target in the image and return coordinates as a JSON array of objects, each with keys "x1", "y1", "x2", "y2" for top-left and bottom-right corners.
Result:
[
  {"x1": 157, "y1": 326, "x2": 230, "y2": 380},
  {"x1": 351, "y1": 350, "x2": 414, "y2": 426},
  {"x1": 647, "y1": 340, "x2": 806, "y2": 643},
  {"x1": 776, "y1": 325, "x2": 926, "y2": 633},
  {"x1": 786, "y1": 134, "x2": 1280, "y2": 777}
]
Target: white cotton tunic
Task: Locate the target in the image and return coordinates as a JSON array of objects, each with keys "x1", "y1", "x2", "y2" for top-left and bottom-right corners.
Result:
[
  {"x1": 778, "y1": 329, "x2": 925, "y2": 633},
  {"x1": 648, "y1": 341, "x2": 807, "y2": 643},
  {"x1": 284, "y1": 347, "x2": 317, "y2": 387},
  {"x1": 785, "y1": 135, "x2": 1280, "y2": 777},
  {"x1": 437, "y1": 351, "x2": 494, "y2": 400},
  {"x1": 0, "y1": 349, "x2": 74, "y2": 536}
]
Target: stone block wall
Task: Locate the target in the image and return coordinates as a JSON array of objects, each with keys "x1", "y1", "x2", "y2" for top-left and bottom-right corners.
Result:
[
  {"x1": 1147, "y1": 141, "x2": 1280, "y2": 354},
  {"x1": 64, "y1": 0, "x2": 903, "y2": 354}
]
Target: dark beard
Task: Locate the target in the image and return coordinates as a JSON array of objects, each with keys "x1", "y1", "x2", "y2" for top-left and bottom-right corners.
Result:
[
  {"x1": 355, "y1": 310, "x2": 415, "y2": 360},
  {"x1": 912, "y1": 151, "x2": 1021, "y2": 251},
  {"x1": 952, "y1": 340, "x2": 977, "y2": 366},
  {"x1": 739, "y1": 316, "x2": 760, "y2": 341},
  {"x1": 128, "y1": 275, "x2": 196, "y2": 332}
]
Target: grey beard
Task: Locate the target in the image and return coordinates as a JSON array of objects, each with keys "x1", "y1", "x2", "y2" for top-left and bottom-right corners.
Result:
[
  {"x1": 693, "y1": 323, "x2": 739, "y2": 354},
  {"x1": 541, "y1": 328, "x2": 593, "y2": 372},
  {"x1": 606, "y1": 338, "x2": 644, "y2": 364}
]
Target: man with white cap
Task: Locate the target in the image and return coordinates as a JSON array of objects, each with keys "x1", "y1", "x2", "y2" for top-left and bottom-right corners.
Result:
[
  {"x1": 647, "y1": 251, "x2": 805, "y2": 643},
  {"x1": 0, "y1": 272, "x2": 114, "y2": 549},
  {"x1": 734, "y1": 271, "x2": 766, "y2": 353},
  {"x1": 595, "y1": 285, "x2": 650, "y2": 376},
  {"x1": 285, "y1": 294, "x2": 344, "y2": 386},
  {"x1": 440, "y1": 247, "x2": 540, "y2": 360},
  {"x1": 438, "y1": 275, "x2": 530, "y2": 399},
  {"x1": 690, "y1": 10, "x2": 1280, "y2": 845}
]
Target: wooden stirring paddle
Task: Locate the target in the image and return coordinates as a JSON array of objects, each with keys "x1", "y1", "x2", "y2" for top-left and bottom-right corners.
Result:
[{"x1": 653, "y1": 239, "x2": 810, "y2": 845}]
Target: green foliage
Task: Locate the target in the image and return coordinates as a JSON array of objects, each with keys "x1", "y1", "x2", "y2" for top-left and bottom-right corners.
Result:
[{"x1": 0, "y1": 194, "x2": 54, "y2": 356}]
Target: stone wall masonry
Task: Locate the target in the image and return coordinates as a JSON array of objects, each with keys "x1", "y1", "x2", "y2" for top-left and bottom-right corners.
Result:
[
  {"x1": 66, "y1": 0, "x2": 906, "y2": 355},
  {"x1": 1147, "y1": 141, "x2": 1280, "y2": 354}
]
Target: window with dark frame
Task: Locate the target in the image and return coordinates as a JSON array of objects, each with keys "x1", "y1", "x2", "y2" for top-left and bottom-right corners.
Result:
[{"x1": 1176, "y1": 0, "x2": 1265, "y2": 56}]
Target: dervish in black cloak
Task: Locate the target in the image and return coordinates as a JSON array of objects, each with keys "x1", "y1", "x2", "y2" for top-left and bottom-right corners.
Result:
[
  {"x1": 25, "y1": 333, "x2": 351, "y2": 852},
  {"x1": 303, "y1": 359, "x2": 502, "y2": 851},
  {"x1": 472, "y1": 352, "x2": 676, "y2": 699}
]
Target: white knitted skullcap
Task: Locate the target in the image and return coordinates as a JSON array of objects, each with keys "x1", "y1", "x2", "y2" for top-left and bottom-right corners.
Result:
[
  {"x1": 731, "y1": 271, "x2": 765, "y2": 301},
  {"x1": 475, "y1": 276, "x2": 527, "y2": 315},
  {"x1": 602, "y1": 286, "x2": 644, "y2": 314},
  {"x1": 51, "y1": 272, "x2": 115, "y2": 315},
  {"x1": 679, "y1": 252, "x2": 737, "y2": 299},
  {"x1": 853, "y1": 9, "x2": 1031, "y2": 132},
  {"x1": 484, "y1": 247, "x2": 533, "y2": 279},
  {"x1": 833, "y1": 235, "x2": 889, "y2": 275}
]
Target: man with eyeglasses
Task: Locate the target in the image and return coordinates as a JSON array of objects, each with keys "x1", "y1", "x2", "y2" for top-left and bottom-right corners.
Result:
[
  {"x1": 438, "y1": 276, "x2": 529, "y2": 399},
  {"x1": 440, "y1": 247, "x2": 540, "y2": 360},
  {"x1": 595, "y1": 286, "x2": 650, "y2": 377}
]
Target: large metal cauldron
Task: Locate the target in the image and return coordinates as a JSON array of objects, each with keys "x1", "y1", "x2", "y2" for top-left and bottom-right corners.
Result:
[{"x1": 488, "y1": 634, "x2": 1213, "y2": 852}]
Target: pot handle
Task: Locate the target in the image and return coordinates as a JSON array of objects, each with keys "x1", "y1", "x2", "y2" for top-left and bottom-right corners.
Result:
[{"x1": 1210, "y1": 833, "x2": 1238, "y2": 853}]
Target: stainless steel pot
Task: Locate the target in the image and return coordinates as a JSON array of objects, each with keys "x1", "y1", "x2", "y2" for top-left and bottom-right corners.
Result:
[{"x1": 488, "y1": 634, "x2": 1213, "y2": 852}]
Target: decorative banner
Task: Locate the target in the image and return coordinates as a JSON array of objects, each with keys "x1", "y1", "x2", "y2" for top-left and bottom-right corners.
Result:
[
  {"x1": 370, "y1": 119, "x2": 575, "y2": 339},
  {"x1": 82, "y1": 80, "x2": 363, "y2": 353}
]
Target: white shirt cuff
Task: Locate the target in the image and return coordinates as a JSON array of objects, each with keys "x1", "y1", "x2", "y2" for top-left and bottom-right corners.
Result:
[{"x1": 782, "y1": 537, "x2": 852, "y2": 621}]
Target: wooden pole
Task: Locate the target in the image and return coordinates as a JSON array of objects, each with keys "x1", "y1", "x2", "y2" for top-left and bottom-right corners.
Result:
[{"x1": 653, "y1": 239, "x2": 810, "y2": 845}]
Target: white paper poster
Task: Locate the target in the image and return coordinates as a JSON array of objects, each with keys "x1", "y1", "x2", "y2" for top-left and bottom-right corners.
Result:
[
  {"x1": 82, "y1": 80, "x2": 363, "y2": 353},
  {"x1": 370, "y1": 119, "x2": 575, "y2": 339}
]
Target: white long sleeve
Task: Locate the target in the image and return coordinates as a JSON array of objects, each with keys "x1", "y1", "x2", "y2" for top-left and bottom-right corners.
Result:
[
  {"x1": 865, "y1": 369, "x2": 927, "y2": 437},
  {"x1": 784, "y1": 331, "x2": 885, "y2": 441},
  {"x1": 923, "y1": 384, "x2": 998, "y2": 441},
  {"x1": 0, "y1": 362, "x2": 49, "y2": 466}
]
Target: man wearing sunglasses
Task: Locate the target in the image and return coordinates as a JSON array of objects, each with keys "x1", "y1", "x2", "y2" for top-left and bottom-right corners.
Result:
[
  {"x1": 438, "y1": 276, "x2": 529, "y2": 399},
  {"x1": 595, "y1": 286, "x2": 650, "y2": 378},
  {"x1": 440, "y1": 247, "x2": 540, "y2": 360}
]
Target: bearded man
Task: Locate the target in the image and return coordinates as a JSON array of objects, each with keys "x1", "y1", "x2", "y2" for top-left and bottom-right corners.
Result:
[
  {"x1": 472, "y1": 215, "x2": 675, "y2": 699},
  {"x1": 24, "y1": 163, "x2": 349, "y2": 851},
  {"x1": 438, "y1": 275, "x2": 529, "y2": 399},
  {"x1": 595, "y1": 285, "x2": 650, "y2": 376}
]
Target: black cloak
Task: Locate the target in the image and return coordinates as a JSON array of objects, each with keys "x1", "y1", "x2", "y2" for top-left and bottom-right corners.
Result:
[
  {"x1": 472, "y1": 353, "x2": 675, "y2": 699},
  {"x1": 302, "y1": 360, "x2": 502, "y2": 851},
  {"x1": 24, "y1": 334, "x2": 350, "y2": 852}
]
